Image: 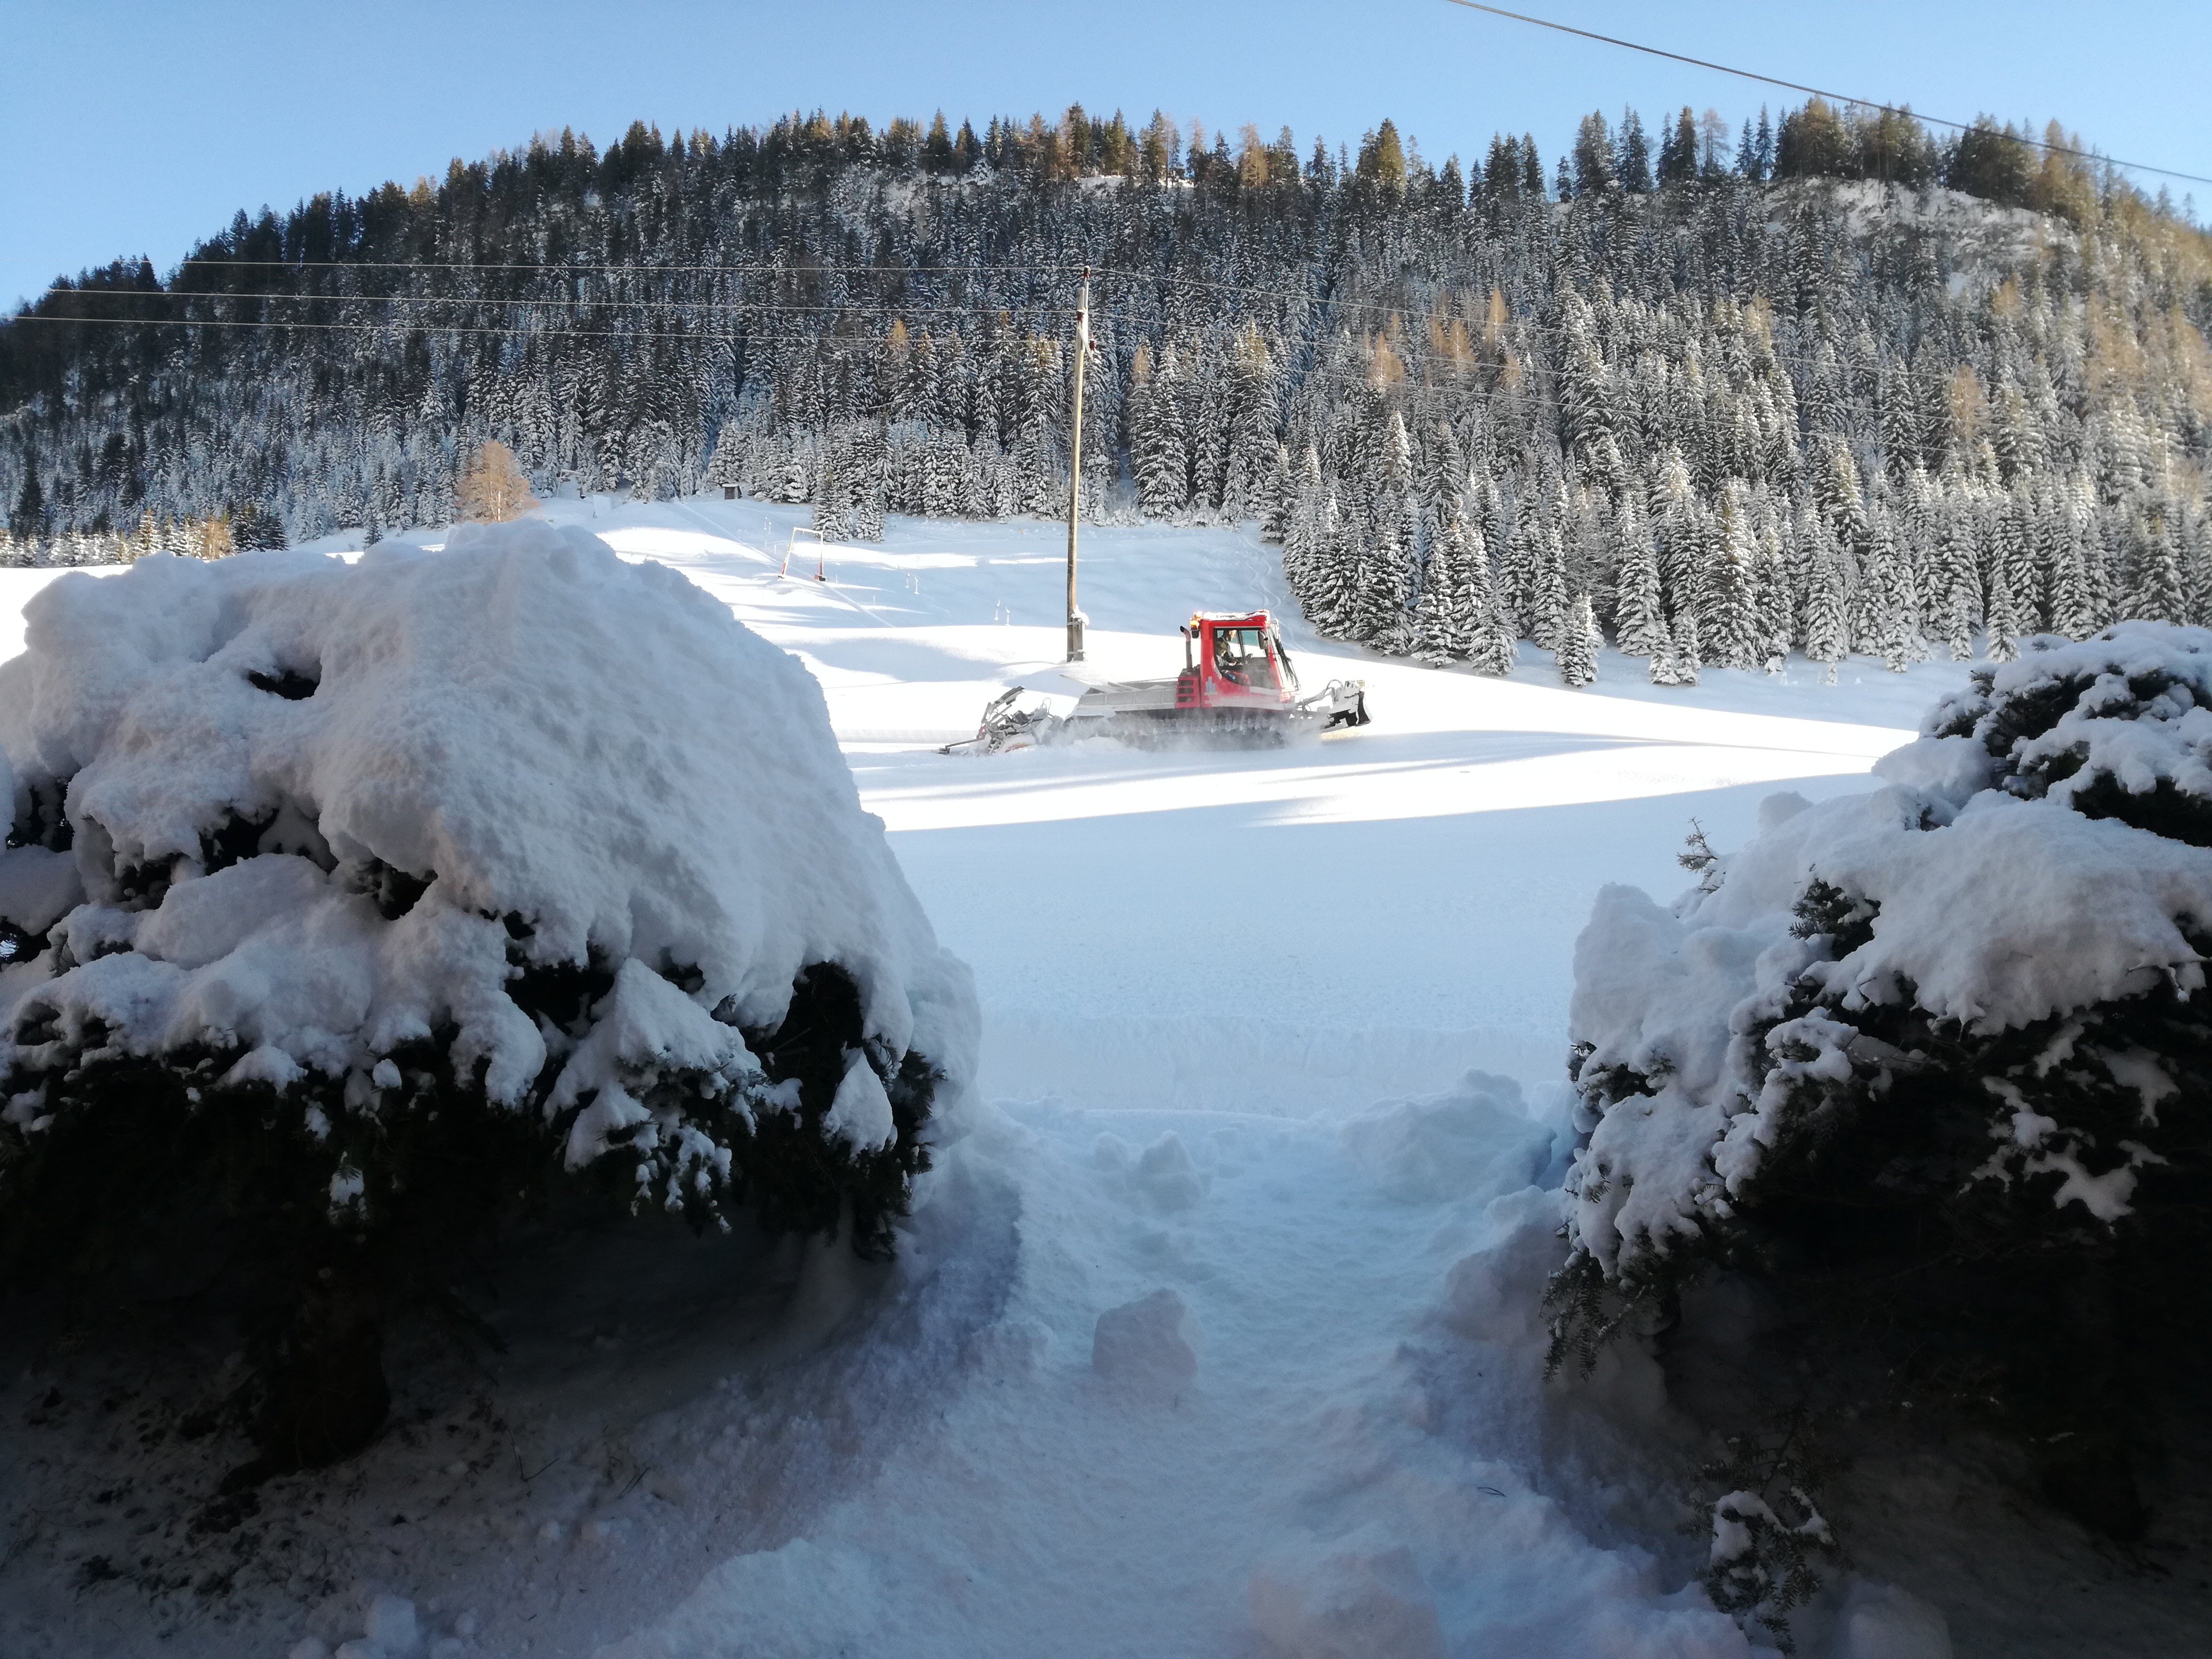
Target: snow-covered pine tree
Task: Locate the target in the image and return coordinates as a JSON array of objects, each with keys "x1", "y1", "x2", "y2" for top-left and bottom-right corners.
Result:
[
  {"x1": 1866, "y1": 513, "x2": 1922, "y2": 672},
  {"x1": 1801, "y1": 517, "x2": 1850, "y2": 682},
  {"x1": 1412, "y1": 516, "x2": 1459, "y2": 666},
  {"x1": 1646, "y1": 445, "x2": 1695, "y2": 580},
  {"x1": 1526, "y1": 483, "x2": 1571, "y2": 649},
  {"x1": 1983, "y1": 555, "x2": 2022, "y2": 663},
  {"x1": 852, "y1": 425, "x2": 888, "y2": 541},
  {"x1": 1419, "y1": 418, "x2": 1467, "y2": 531},
  {"x1": 2130, "y1": 506, "x2": 2190, "y2": 625},
  {"x1": 918, "y1": 430, "x2": 956, "y2": 519},
  {"x1": 1931, "y1": 485, "x2": 1983, "y2": 660},
  {"x1": 1014, "y1": 338, "x2": 1063, "y2": 517},
  {"x1": 1495, "y1": 494, "x2": 1539, "y2": 627},
  {"x1": 1191, "y1": 343, "x2": 1232, "y2": 515},
  {"x1": 812, "y1": 442, "x2": 850, "y2": 542},
  {"x1": 1372, "y1": 409, "x2": 1421, "y2": 648},
  {"x1": 1130, "y1": 345, "x2": 1190, "y2": 520},
  {"x1": 1447, "y1": 519, "x2": 1490, "y2": 659},
  {"x1": 1670, "y1": 606, "x2": 1704, "y2": 686},
  {"x1": 1995, "y1": 484, "x2": 2046, "y2": 636},
  {"x1": 1707, "y1": 486, "x2": 1764, "y2": 671},
  {"x1": 704, "y1": 422, "x2": 745, "y2": 498},
  {"x1": 1556, "y1": 298, "x2": 1612, "y2": 464},
  {"x1": 986, "y1": 445, "x2": 1018, "y2": 520},
  {"x1": 1223, "y1": 329, "x2": 1279, "y2": 520},
  {"x1": 1468, "y1": 565, "x2": 1520, "y2": 677},
  {"x1": 1754, "y1": 507, "x2": 1796, "y2": 671},
  {"x1": 1014, "y1": 421, "x2": 1056, "y2": 520},
  {"x1": 1281, "y1": 446, "x2": 1326, "y2": 602},
  {"x1": 1611, "y1": 498, "x2": 1668, "y2": 658},
  {"x1": 1304, "y1": 492, "x2": 1359, "y2": 638},
  {"x1": 0, "y1": 526, "x2": 971, "y2": 1480},
  {"x1": 1556, "y1": 593, "x2": 1601, "y2": 686},
  {"x1": 2044, "y1": 486, "x2": 2096, "y2": 639},
  {"x1": 1260, "y1": 442, "x2": 1294, "y2": 543},
  {"x1": 1556, "y1": 624, "x2": 2212, "y2": 1547}
]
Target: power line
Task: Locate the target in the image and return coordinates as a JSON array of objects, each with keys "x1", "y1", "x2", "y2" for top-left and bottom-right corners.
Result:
[
  {"x1": 0, "y1": 309, "x2": 1882, "y2": 455},
  {"x1": 2, "y1": 293, "x2": 1879, "y2": 386},
  {"x1": 7, "y1": 243, "x2": 2047, "y2": 375},
  {"x1": 18, "y1": 291, "x2": 1075, "y2": 317},
  {"x1": 13, "y1": 251, "x2": 1906, "y2": 375},
  {"x1": 167, "y1": 258, "x2": 1086, "y2": 276},
  {"x1": 0, "y1": 314, "x2": 958, "y2": 346},
  {"x1": 1438, "y1": 0, "x2": 2212, "y2": 190},
  {"x1": 2, "y1": 275, "x2": 1980, "y2": 388}
]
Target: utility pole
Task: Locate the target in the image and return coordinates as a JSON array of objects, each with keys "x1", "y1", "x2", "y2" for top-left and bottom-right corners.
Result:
[{"x1": 1065, "y1": 267, "x2": 1091, "y2": 663}]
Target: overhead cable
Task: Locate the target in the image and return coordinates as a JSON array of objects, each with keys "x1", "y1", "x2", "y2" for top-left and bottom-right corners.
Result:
[{"x1": 1437, "y1": 0, "x2": 2212, "y2": 188}]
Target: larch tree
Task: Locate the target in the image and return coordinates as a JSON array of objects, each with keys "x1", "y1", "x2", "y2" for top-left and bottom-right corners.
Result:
[{"x1": 456, "y1": 439, "x2": 539, "y2": 524}]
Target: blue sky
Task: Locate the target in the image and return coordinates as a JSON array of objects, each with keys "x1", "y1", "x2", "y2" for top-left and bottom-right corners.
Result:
[{"x1": 5, "y1": 0, "x2": 2208, "y2": 311}]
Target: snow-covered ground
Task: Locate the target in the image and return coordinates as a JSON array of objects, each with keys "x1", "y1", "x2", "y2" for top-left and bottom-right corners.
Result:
[{"x1": 10, "y1": 504, "x2": 2200, "y2": 1659}]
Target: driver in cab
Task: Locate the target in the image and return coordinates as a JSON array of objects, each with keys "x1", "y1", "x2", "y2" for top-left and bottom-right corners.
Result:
[{"x1": 1214, "y1": 630, "x2": 1251, "y2": 688}]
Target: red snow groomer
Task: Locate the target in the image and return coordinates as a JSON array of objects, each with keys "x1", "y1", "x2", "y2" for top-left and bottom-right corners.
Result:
[{"x1": 950, "y1": 610, "x2": 1370, "y2": 753}]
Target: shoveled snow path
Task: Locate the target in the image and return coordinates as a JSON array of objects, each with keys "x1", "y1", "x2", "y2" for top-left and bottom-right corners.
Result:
[{"x1": 606, "y1": 1097, "x2": 1741, "y2": 1659}]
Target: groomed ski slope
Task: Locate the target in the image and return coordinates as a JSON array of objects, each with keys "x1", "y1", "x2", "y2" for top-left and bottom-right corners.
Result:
[{"x1": 6, "y1": 506, "x2": 2050, "y2": 1657}]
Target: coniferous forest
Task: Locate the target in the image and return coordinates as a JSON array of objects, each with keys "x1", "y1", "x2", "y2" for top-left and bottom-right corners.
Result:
[{"x1": 4, "y1": 100, "x2": 2211, "y2": 678}]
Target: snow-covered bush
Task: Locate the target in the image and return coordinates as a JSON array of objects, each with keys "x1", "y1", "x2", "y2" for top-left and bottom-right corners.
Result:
[
  {"x1": 1553, "y1": 622, "x2": 2212, "y2": 1540},
  {"x1": 0, "y1": 522, "x2": 976, "y2": 1478}
]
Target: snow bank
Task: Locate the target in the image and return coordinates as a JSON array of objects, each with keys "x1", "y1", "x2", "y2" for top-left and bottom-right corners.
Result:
[
  {"x1": 0, "y1": 522, "x2": 974, "y2": 1211},
  {"x1": 1562, "y1": 624, "x2": 2212, "y2": 1284}
]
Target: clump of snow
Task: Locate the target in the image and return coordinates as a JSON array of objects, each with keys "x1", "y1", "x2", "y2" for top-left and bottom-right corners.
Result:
[
  {"x1": 1091, "y1": 1287, "x2": 1201, "y2": 1396},
  {"x1": 1338, "y1": 1070, "x2": 1554, "y2": 1205},
  {"x1": 1249, "y1": 1527, "x2": 1446, "y2": 1659},
  {"x1": 1133, "y1": 1129, "x2": 1206, "y2": 1210},
  {"x1": 1562, "y1": 622, "x2": 2212, "y2": 1285},
  {"x1": 824, "y1": 1049, "x2": 897, "y2": 1150},
  {"x1": 0, "y1": 519, "x2": 974, "y2": 1214},
  {"x1": 362, "y1": 1594, "x2": 421, "y2": 1657}
]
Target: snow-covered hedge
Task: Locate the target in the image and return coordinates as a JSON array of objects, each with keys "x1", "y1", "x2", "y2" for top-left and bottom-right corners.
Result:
[
  {"x1": 1554, "y1": 622, "x2": 2212, "y2": 1538},
  {"x1": 0, "y1": 522, "x2": 976, "y2": 1472}
]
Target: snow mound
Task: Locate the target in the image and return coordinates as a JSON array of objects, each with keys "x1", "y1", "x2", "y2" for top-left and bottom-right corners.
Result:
[
  {"x1": 1440, "y1": 1185, "x2": 1566, "y2": 1345},
  {"x1": 1339, "y1": 1070, "x2": 1554, "y2": 1204},
  {"x1": 1249, "y1": 1528, "x2": 1445, "y2": 1659},
  {"x1": 1134, "y1": 1129, "x2": 1206, "y2": 1210},
  {"x1": 1562, "y1": 622, "x2": 2212, "y2": 1281},
  {"x1": 0, "y1": 522, "x2": 975, "y2": 1211},
  {"x1": 1092, "y1": 1287, "x2": 1201, "y2": 1396}
]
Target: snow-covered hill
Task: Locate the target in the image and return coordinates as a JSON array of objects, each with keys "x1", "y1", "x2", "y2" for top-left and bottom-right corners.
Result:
[{"x1": 6, "y1": 504, "x2": 2204, "y2": 1659}]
